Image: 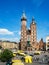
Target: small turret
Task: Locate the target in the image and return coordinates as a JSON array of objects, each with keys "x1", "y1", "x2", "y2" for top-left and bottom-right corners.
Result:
[{"x1": 32, "y1": 17, "x2": 36, "y2": 24}]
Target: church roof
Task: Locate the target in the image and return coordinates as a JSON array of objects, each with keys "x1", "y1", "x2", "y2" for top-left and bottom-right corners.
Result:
[{"x1": 27, "y1": 29, "x2": 31, "y2": 35}]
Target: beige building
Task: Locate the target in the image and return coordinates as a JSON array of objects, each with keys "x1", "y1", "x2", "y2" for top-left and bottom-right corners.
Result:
[
  {"x1": 20, "y1": 12, "x2": 37, "y2": 51},
  {"x1": 0, "y1": 41, "x2": 18, "y2": 49},
  {"x1": 46, "y1": 36, "x2": 49, "y2": 50}
]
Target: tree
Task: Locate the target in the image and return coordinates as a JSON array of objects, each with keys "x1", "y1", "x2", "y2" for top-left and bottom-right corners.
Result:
[
  {"x1": 1, "y1": 49, "x2": 13, "y2": 62},
  {"x1": 0, "y1": 53, "x2": 1, "y2": 59},
  {"x1": 0, "y1": 46, "x2": 2, "y2": 49}
]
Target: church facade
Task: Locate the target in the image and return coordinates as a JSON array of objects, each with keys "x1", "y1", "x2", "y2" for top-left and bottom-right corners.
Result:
[{"x1": 20, "y1": 12, "x2": 37, "y2": 51}]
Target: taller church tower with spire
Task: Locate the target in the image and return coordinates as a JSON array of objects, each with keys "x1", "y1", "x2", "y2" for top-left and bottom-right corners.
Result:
[
  {"x1": 20, "y1": 12, "x2": 37, "y2": 51},
  {"x1": 21, "y1": 12, "x2": 27, "y2": 50}
]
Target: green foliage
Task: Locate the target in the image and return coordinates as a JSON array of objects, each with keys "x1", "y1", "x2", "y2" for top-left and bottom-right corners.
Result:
[
  {"x1": 0, "y1": 46, "x2": 2, "y2": 49},
  {"x1": 1, "y1": 49, "x2": 13, "y2": 62},
  {"x1": 0, "y1": 53, "x2": 1, "y2": 59}
]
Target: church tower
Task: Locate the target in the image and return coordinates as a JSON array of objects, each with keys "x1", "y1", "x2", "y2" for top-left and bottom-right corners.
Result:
[
  {"x1": 21, "y1": 12, "x2": 27, "y2": 50},
  {"x1": 30, "y1": 17, "x2": 37, "y2": 49}
]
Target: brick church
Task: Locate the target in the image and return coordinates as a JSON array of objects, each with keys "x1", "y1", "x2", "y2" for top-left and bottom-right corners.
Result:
[{"x1": 19, "y1": 12, "x2": 44, "y2": 51}]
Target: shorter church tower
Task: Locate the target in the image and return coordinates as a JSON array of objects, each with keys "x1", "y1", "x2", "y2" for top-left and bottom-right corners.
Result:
[{"x1": 30, "y1": 17, "x2": 37, "y2": 50}]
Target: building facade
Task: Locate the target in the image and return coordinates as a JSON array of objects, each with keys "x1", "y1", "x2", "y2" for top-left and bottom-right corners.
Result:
[
  {"x1": 20, "y1": 12, "x2": 37, "y2": 51},
  {"x1": 46, "y1": 36, "x2": 49, "y2": 50},
  {"x1": 0, "y1": 41, "x2": 18, "y2": 49},
  {"x1": 39, "y1": 38, "x2": 44, "y2": 50}
]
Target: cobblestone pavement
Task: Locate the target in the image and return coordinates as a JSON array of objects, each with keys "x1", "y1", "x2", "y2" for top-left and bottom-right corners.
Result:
[
  {"x1": 0, "y1": 62, "x2": 6, "y2": 65},
  {"x1": 0, "y1": 62, "x2": 49, "y2": 65}
]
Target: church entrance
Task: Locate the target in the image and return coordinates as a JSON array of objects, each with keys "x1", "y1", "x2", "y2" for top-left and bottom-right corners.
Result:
[{"x1": 27, "y1": 41, "x2": 32, "y2": 51}]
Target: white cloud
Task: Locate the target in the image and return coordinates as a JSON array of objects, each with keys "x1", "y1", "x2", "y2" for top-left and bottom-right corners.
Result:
[{"x1": 0, "y1": 28, "x2": 14, "y2": 35}]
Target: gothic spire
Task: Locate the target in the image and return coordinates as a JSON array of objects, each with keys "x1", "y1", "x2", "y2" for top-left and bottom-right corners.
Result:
[
  {"x1": 21, "y1": 11, "x2": 27, "y2": 21},
  {"x1": 32, "y1": 17, "x2": 36, "y2": 24}
]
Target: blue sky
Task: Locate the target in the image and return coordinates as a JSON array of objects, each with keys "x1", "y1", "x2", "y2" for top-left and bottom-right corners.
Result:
[{"x1": 0, "y1": 0, "x2": 49, "y2": 42}]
